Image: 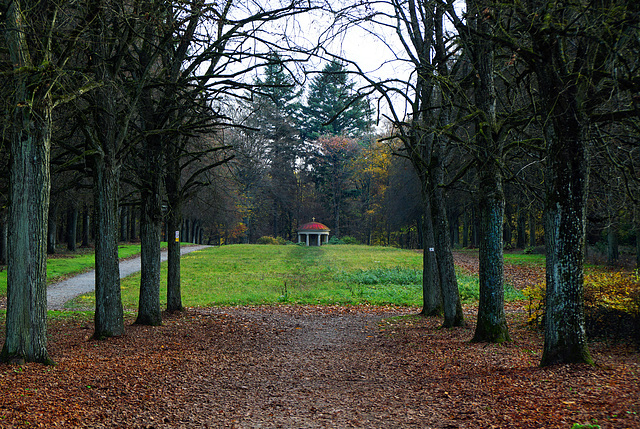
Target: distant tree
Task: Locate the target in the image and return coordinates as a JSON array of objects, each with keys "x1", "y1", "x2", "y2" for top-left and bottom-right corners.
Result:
[
  {"x1": 246, "y1": 55, "x2": 302, "y2": 239},
  {"x1": 308, "y1": 135, "x2": 361, "y2": 237},
  {"x1": 302, "y1": 60, "x2": 372, "y2": 141}
]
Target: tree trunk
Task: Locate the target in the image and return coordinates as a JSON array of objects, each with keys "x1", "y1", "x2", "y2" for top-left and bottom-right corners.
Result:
[
  {"x1": 474, "y1": 173, "x2": 509, "y2": 342},
  {"x1": 517, "y1": 207, "x2": 526, "y2": 249},
  {"x1": 136, "y1": 188, "x2": 163, "y2": 325},
  {"x1": 166, "y1": 160, "x2": 184, "y2": 312},
  {"x1": 120, "y1": 206, "x2": 128, "y2": 242},
  {"x1": 67, "y1": 206, "x2": 78, "y2": 252},
  {"x1": 81, "y1": 204, "x2": 91, "y2": 247},
  {"x1": 529, "y1": 209, "x2": 536, "y2": 248},
  {"x1": 1, "y1": 0, "x2": 53, "y2": 364},
  {"x1": 538, "y1": 77, "x2": 592, "y2": 367},
  {"x1": 463, "y1": 205, "x2": 469, "y2": 248},
  {"x1": 428, "y1": 162, "x2": 464, "y2": 328},
  {"x1": 467, "y1": 0, "x2": 509, "y2": 342},
  {"x1": 135, "y1": 133, "x2": 163, "y2": 326},
  {"x1": 607, "y1": 225, "x2": 619, "y2": 266},
  {"x1": 419, "y1": 191, "x2": 442, "y2": 317},
  {"x1": 93, "y1": 155, "x2": 124, "y2": 338},
  {"x1": 0, "y1": 215, "x2": 7, "y2": 265},
  {"x1": 129, "y1": 205, "x2": 137, "y2": 241},
  {"x1": 47, "y1": 201, "x2": 58, "y2": 254}
]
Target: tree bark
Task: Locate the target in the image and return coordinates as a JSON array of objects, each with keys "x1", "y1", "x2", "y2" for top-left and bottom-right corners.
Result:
[
  {"x1": 537, "y1": 65, "x2": 592, "y2": 367},
  {"x1": 607, "y1": 225, "x2": 619, "y2": 266},
  {"x1": 129, "y1": 205, "x2": 137, "y2": 241},
  {"x1": 81, "y1": 204, "x2": 91, "y2": 247},
  {"x1": 428, "y1": 157, "x2": 464, "y2": 328},
  {"x1": 465, "y1": 0, "x2": 509, "y2": 342},
  {"x1": 135, "y1": 187, "x2": 163, "y2": 325},
  {"x1": 517, "y1": 207, "x2": 526, "y2": 249},
  {"x1": 120, "y1": 206, "x2": 128, "y2": 242},
  {"x1": 474, "y1": 172, "x2": 509, "y2": 342},
  {"x1": 165, "y1": 167, "x2": 184, "y2": 311},
  {"x1": 93, "y1": 154, "x2": 125, "y2": 338},
  {"x1": 529, "y1": 210, "x2": 536, "y2": 248},
  {"x1": 67, "y1": 206, "x2": 78, "y2": 252},
  {"x1": 135, "y1": 133, "x2": 163, "y2": 326},
  {"x1": 0, "y1": 215, "x2": 7, "y2": 265},
  {"x1": 419, "y1": 192, "x2": 442, "y2": 317},
  {"x1": 47, "y1": 201, "x2": 58, "y2": 254},
  {"x1": 1, "y1": 0, "x2": 53, "y2": 365}
]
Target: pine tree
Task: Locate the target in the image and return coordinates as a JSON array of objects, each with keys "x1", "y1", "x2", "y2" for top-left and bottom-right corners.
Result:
[{"x1": 302, "y1": 60, "x2": 371, "y2": 140}]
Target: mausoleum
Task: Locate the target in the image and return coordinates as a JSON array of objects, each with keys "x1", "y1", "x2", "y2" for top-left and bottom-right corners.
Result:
[{"x1": 297, "y1": 219, "x2": 330, "y2": 246}]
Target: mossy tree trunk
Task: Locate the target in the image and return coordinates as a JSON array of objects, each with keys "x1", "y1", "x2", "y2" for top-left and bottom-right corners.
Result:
[
  {"x1": 1, "y1": 0, "x2": 52, "y2": 364},
  {"x1": 461, "y1": 0, "x2": 510, "y2": 343},
  {"x1": 532, "y1": 18, "x2": 593, "y2": 366}
]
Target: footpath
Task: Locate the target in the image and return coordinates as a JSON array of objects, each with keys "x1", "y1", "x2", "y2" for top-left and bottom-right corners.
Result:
[{"x1": 47, "y1": 245, "x2": 209, "y2": 310}]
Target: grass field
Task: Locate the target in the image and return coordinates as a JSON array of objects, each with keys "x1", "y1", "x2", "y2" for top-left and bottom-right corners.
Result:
[{"x1": 68, "y1": 244, "x2": 522, "y2": 310}]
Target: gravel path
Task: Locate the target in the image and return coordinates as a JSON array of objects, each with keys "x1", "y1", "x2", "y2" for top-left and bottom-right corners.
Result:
[{"x1": 47, "y1": 245, "x2": 210, "y2": 310}]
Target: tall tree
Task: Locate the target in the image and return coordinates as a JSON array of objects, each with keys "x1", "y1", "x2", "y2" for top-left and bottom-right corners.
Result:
[
  {"x1": 451, "y1": 0, "x2": 510, "y2": 343},
  {"x1": 302, "y1": 60, "x2": 372, "y2": 141},
  {"x1": 513, "y1": 0, "x2": 639, "y2": 365},
  {"x1": 0, "y1": 0, "x2": 54, "y2": 364},
  {"x1": 248, "y1": 55, "x2": 302, "y2": 239},
  {"x1": 367, "y1": 0, "x2": 464, "y2": 327}
]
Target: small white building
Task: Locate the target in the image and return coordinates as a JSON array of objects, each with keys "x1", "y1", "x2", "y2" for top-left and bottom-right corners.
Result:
[{"x1": 297, "y1": 219, "x2": 330, "y2": 246}]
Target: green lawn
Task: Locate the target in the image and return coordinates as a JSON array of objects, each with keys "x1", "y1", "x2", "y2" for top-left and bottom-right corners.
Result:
[
  {"x1": 116, "y1": 244, "x2": 426, "y2": 308},
  {"x1": 70, "y1": 244, "x2": 519, "y2": 310}
]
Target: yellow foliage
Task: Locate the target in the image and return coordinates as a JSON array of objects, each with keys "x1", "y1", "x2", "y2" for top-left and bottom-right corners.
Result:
[
  {"x1": 523, "y1": 270, "x2": 640, "y2": 327},
  {"x1": 522, "y1": 282, "x2": 546, "y2": 326},
  {"x1": 584, "y1": 270, "x2": 640, "y2": 314}
]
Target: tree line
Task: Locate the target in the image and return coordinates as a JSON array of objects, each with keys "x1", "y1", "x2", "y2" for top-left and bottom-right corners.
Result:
[{"x1": 1, "y1": 0, "x2": 639, "y2": 368}]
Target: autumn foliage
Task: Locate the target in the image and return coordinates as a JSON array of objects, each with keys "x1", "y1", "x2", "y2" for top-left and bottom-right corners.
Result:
[{"x1": 523, "y1": 270, "x2": 640, "y2": 342}]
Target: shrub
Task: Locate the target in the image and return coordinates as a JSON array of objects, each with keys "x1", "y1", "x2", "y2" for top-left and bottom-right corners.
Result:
[
  {"x1": 522, "y1": 282, "x2": 546, "y2": 327},
  {"x1": 256, "y1": 236, "x2": 280, "y2": 245},
  {"x1": 341, "y1": 236, "x2": 359, "y2": 245},
  {"x1": 583, "y1": 270, "x2": 640, "y2": 315},
  {"x1": 328, "y1": 237, "x2": 344, "y2": 245},
  {"x1": 523, "y1": 270, "x2": 640, "y2": 340}
]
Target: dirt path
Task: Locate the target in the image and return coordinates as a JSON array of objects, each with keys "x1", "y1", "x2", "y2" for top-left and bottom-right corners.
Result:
[{"x1": 4, "y1": 304, "x2": 638, "y2": 428}]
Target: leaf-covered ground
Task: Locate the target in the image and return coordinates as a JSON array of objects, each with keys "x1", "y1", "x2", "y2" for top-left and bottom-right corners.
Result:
[{"x1": 0, "y1": 255, "x2": 638, "y2": 428}]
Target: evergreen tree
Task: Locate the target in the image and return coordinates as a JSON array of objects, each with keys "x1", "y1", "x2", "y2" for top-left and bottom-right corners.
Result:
[
  {"x1": 245, "y1": 55, "x2": 302, "y2": 239},
  {"x1": 302, "y1": 60, "x2": 372, "y2": 140}
]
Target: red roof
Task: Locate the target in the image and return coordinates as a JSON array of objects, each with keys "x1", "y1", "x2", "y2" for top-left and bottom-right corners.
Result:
[{"x1": 298, "y1": 221, "x2": 330, "y2": 232}]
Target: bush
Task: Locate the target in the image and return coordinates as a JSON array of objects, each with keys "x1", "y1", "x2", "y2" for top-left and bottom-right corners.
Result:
[
  {"x1": 328, "y1": 237, "x2": 344, "y2": 245},
  {"x1": 341, "y1": 236, "x2": 359, "y2": 245},
  {"x1": 523, "y1": 270, "x2": 640, "y2": 341},
  {"x1": 523, "y1": 245, "x2": 545, "y2": 255},
  {"x1": 522, "y1": 282, "x2": 546, "y2": 327},
  {"x1": 256, "y1": 236, "x2": 280, "y2": 245}
]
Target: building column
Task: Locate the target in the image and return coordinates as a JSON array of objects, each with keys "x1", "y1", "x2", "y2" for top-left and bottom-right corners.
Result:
[{"x1": 305, "y1": 233, "x2": 309, "y2": 246}]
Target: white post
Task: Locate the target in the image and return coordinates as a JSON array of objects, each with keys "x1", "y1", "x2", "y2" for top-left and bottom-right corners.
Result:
[{"x1": 305, "y1": 233, "x2": 309, "y2": 246}]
